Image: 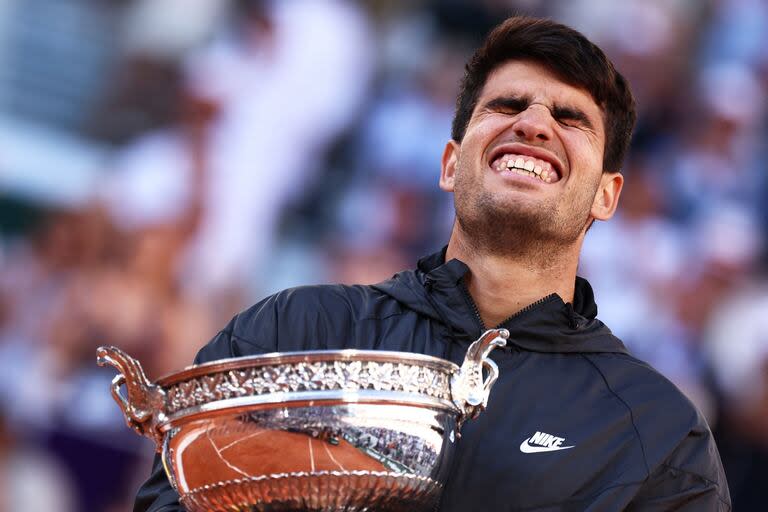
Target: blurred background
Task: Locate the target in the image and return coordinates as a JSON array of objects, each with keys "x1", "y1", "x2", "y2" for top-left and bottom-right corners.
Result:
[{"x1": 0, "y1": 0, "x2": 766, "y2": 510}]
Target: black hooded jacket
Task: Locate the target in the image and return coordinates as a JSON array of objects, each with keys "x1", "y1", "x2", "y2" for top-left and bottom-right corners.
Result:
[{"x1": 135, "y1": 249, "x2": 730, "y2": 511}]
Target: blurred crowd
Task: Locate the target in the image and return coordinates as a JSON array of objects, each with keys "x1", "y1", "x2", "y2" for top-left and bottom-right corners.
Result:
[{"x1": 0, "y1": 0, "x2": 767, "y2": 510}]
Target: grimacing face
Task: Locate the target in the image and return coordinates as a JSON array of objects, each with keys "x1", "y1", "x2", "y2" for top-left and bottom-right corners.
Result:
[{"x1": 440, "y1": 60, "x2": 623, "y2": 255}]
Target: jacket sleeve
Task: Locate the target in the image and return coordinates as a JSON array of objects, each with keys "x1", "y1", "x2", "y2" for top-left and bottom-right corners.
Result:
[
  {"x1": 627, "y1": 427, "x2": 731, "y2": 511},
  {"x1": 133, "y1": 295, "x2": 281, "y2": 512},
  {"x1": 133, "y1": 454, "x2": 185, "y2": 512}
]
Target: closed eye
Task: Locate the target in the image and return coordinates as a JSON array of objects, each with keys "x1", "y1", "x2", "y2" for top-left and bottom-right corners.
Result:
[
  {"x1": 552, "y1": 106, "x2": 594, "y2": 130},
  {"x1": 483, "y1": 96, "x2": 530, "y2": 115}
]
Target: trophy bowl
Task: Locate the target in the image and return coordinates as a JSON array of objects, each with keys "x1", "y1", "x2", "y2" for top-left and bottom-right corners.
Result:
[{"x1": 97, "y1": 329, "x2": 508, "y2": 512}]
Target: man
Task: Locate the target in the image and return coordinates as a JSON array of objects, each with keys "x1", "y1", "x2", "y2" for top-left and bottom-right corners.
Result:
[{"x1": 135, "y1": 16, "x2": 731, "y2": 511}]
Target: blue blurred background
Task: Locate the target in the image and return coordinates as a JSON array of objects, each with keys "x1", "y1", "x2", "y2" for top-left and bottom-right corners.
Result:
[{"x1": 0, "y1": 0, "x2": 767, "y2": 510}]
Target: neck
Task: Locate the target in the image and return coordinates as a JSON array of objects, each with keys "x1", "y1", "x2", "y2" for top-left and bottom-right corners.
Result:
[{"x1": 446, "y1": 225, "x2": 581, "y2": 328}]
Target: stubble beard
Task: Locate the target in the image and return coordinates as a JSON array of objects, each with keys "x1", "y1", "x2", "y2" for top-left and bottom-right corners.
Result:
[{"x1": 453, "y1": 163, "x2": 596, "y2": 263}]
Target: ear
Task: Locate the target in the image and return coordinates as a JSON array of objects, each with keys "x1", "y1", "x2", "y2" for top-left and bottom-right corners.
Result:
[
  {"x1": 590, "y1": 172, "x2": 623, "y2": 221},
  {"x1": 439, "y1": 140, "x2": 460, "y2": 192}
]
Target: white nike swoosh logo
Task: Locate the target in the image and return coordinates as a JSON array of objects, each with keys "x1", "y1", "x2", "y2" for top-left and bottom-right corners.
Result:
[{"x1": 519, "y1": 438, "x2": 575, "y2": 453}]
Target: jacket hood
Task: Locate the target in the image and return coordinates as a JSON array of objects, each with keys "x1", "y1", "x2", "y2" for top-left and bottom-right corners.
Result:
[{"x1": 372, "y1": 248, "x2": 628, "y2": 355}]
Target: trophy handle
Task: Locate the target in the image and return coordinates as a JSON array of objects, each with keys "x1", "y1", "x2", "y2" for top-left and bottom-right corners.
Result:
[
  {"x1": 451, "y1": 328, "x2": 508, "y2": 429},
  {"x1": 97, "y1": 345, "x2": 167, "y2": 450}
]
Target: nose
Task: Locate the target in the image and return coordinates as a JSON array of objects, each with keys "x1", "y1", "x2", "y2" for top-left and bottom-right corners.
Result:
[{"x1": 511, "y1": 104, "x2": 553, "y2": 142}]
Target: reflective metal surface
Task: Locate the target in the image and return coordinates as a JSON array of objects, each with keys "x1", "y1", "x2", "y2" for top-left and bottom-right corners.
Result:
[
  {"x1": 97, "y1": 329, "x2": 508, "y2": 511},
  {"x1": 166, "y1": 404, "x2": 454, "y2": 511}
]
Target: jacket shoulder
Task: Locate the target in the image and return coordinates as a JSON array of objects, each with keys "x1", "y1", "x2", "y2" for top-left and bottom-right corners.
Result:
[
  {"x1": 584, "y1": 352, "x2": 727, "y2": 496},
  {"x1": 239, "y1": 283, "x2": 390, "y2": 322},
  {"x1": 232, "y1": 283, "x2": 395, "y2": 351},
  {"x1": 585, "y1": 352, "x2": 700, "y2": 424},
  {"x1": 600, "y1": 352, "x2": 731, "y2": 508}
]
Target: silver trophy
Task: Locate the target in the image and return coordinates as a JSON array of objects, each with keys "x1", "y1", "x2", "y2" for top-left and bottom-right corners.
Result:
[{"x1": 97, "y1": 329, "x2": 508, "y2": 511}]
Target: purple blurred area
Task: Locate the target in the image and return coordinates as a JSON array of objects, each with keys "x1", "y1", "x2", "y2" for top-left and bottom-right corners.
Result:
[{"x1": 0, "y1": 0, "x2": 767, "y2": 510}]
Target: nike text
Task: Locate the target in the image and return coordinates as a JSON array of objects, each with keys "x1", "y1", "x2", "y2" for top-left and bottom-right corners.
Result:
[{"x1": 520, "y1": 431, "x2": 575, "y2": 453}]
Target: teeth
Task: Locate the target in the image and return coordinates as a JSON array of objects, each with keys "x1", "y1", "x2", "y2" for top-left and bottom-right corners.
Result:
[
  {"x1": 493, "y1": 153, "x2": 558, "y2": 183},
  {"x1": 512, "y1": 168, "x2": 538, "y2": 179}
]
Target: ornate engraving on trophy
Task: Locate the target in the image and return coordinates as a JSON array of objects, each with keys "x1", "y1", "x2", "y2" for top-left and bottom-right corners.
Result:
[{"x1": 166, "y1": 360, "x2": 453, "y2": 415}]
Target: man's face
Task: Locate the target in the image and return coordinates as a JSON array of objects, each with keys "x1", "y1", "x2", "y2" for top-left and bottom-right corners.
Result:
[{"x1": 441, "y1": 60, "x2": 619, "y2": 254}]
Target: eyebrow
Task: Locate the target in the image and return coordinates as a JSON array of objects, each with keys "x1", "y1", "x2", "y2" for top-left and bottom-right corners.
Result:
[{"x1": 482, "y1": 94, "x2": 596, "y2": 131}]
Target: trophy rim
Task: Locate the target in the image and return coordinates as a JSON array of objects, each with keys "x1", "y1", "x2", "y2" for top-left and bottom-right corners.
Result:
[{"x1": 157, "y1": 349, "x2": 460, "y2": 387}]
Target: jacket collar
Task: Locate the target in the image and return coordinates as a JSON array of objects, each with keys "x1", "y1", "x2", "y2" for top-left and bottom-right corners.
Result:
[{"x1": 379, "y1": 247, "x2": 627, "y2": 355}]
